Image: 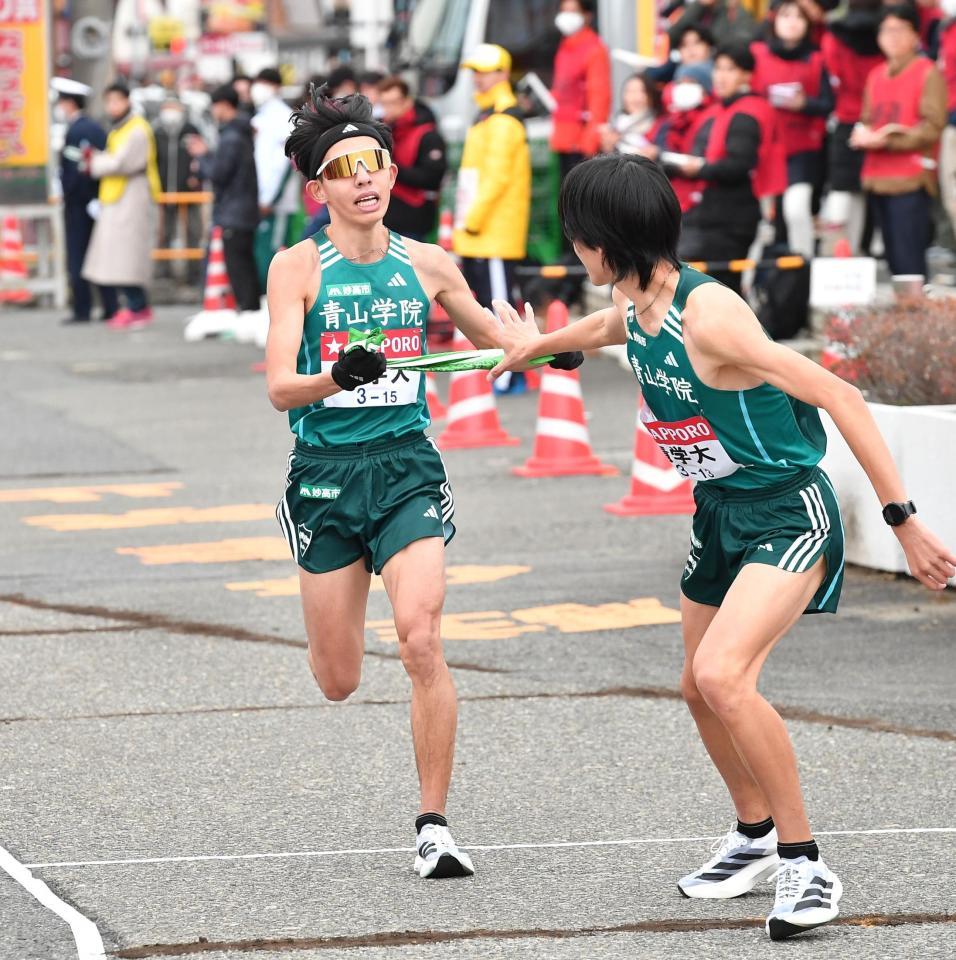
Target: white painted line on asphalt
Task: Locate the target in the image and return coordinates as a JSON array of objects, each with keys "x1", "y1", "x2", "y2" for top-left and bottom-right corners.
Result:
[
  {"x1": 22, "y1": 826, "x2": 956, "y2": 871},
  {"x1": 0, "y1": 843, "x2": 106, "y2": 959}
]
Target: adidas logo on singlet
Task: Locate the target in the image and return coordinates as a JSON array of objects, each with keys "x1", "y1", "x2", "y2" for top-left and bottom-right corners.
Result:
[
  {"x1": 664, "y1": 351, "x2": 679, "y2": 367},
  {"x1": 387, "y1": 272, "x2": 407, "y2": 287}
]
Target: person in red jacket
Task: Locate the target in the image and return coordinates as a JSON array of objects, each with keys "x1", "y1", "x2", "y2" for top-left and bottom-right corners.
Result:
[
  {"x1": 938, "y1": 0, "x2": 956, "y2": 243},
  {"x1": 672, "y1": 43, "x2": 786, "y2": 294},
  {"x1": 550, "y1": 0, "x2": 612, "y2": 181},
  {"x1": 820, "y1": 0, "x2": 885, "y2": 253},
  {"x1": 378, "y1": 76, "x2": 448, "y2": 241},
  {"x1": 851, "y1": 3, "x2": 946, "y2": 278},
  {"x1": 752, "y1": 0, "x2": 834, "y2": 258}
]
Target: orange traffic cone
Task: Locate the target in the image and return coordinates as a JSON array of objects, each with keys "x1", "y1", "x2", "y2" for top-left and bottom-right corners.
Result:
[
  {"x1": 438, "y1": 208, "x2": 454, "y2": 252},
  {"x1": 202, "y1": 226, "x2": 236, "y2": 311},
  {"x1": 513, "y1": 301, "x2": 617, "y2": 478},
  {"x1": 604, "y1": 394, "x2": 695, "y2": 516},
  {"x1": 0, "y1": 216, "x2": 32, "y2": 304},
  {"x1": 436, "y1": 329, "x2": 520, "y2": 450},
  {"x1": 425, "y1": 372, "x2": 446, "y2": 420},
  {"x1": 184, "y1": 226, "x2": 238, "y2": 341}
]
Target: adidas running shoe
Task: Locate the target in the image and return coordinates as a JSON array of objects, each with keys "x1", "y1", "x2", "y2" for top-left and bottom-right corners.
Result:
[
  {"x1": 766, "y1": 856, "x2": 842, "y2": 940},
  {"x1": 414, "y1": 824, "x2": 475, "y2": 879},
  {"x1": 678, "y1": 825, "x2": 779, "y2": 899}
]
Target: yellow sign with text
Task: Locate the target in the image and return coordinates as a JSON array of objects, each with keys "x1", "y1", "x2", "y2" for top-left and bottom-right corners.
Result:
[{"x1": 0, "y1": 1, "x2": 48, "y2": 165}]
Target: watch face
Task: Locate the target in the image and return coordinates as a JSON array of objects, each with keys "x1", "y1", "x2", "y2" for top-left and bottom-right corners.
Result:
[{"x1": 885, "y1": 503, "x2": 904, "y2": 525}]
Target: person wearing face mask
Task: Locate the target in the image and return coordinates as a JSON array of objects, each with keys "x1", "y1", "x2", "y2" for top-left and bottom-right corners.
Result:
[
  {"x1": 938, "y1": 0, "x2": 956, "y2": 245},
  {"x1": 550, "y1": 0, "x2": 612, "y2": 181},
  {"x1": 51, "y1": 77, "x2": 119, "y2": 325},
  {"x1": 81, "y1": 81, "x2": 162, "y2": 329},
  {"x1": 657, "y1": 63, "x2": 716, "y2": 212},
  {"x1": 851, "y1": 4, "x2": 946, "y2": 281},
  {"x1": 251, "y1": 67, "x2": 300, "y2": 290},
  {"x1": 673, "y1": 43, "x2": 786, "y2": 294},
  {"x1": 153, "y1": 97, "x2": 203, "y2": 285},
  {"x1": 751, "y1": 0, "x2": 834, "y2": 259}
]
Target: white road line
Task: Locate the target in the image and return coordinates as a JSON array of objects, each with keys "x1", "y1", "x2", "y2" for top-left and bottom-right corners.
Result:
[
  {"x1": 0, "y1": 843, "x2": 106, "y2": 959},
  {"x1": 23, "y1": 827, "x2": 956, "y2": 871}
]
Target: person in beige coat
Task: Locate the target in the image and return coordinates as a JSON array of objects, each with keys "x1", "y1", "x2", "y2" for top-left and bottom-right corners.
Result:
[{"x1": 82, "y1": 82, "x2": 161, "y2": 329}]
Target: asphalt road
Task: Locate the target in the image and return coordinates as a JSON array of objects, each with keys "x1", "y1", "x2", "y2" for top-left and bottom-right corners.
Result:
[{"x1": 1, "y1": 306, "x2": 954, "y2": 960}]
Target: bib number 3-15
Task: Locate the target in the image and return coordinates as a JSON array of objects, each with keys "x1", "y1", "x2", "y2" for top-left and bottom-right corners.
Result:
[
  {"x1": 641, "y1": 411, "x2": 741, "y2": 481},
  {"x1": 321, "y1": 330, "x2": 422, "y2": 408}
]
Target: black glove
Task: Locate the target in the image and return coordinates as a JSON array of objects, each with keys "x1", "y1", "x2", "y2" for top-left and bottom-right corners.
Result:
[
  {"x1": 330, "y1": 345, "x2": 387, "y2": 391},
  {"x1": 548, "y1": 351, "x2": 584, "y2": 371}
]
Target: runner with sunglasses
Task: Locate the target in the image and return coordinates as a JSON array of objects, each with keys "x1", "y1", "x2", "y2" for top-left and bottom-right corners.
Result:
[
  {"x1": 489, "y1": 153, "x2": 955, "y2": 938},
  {"x1": 266, "y1": 85, "x2": 580, "y2": 879}
]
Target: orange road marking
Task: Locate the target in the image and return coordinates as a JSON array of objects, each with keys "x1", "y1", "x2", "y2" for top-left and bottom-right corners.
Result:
[
  {"x1": 225, "y1": 564, "x2": 533, "y2": 598},
  {"x1": 511, "y1": 598, "x2": 682, "y2": 632},
  {"x1": 25, "y1": 504, "x2": 274, "y2": 532},
  {"x1": 366, "y1": 597, "x2": 681, "y2": 643},
  {"x1": 117, "y1": 537, "x2": 287, "y2": 565},
  {"x1": 0, "y1": 482, "x2": 183, "y2": 504}
]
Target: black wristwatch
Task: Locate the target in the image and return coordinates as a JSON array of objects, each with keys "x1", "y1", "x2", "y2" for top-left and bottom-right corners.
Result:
[{"x1": 882, "y1": 500, "x2": 917, "y2": 526}]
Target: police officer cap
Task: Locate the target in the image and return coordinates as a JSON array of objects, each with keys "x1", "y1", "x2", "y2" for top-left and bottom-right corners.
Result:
[{"x1": 51, "y1": 77, "x2": 93, "y2": 98}]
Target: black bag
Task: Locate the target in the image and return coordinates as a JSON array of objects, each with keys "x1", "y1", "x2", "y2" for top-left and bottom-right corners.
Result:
[{"x1": 751, "y1": 244, "x2": 811, "y2": 341}]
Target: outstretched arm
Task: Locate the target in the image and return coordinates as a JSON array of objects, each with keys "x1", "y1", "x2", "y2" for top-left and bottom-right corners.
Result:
[
  {"x1": 489, "y1": 289, "x2": 629, "y2": 380},
  {"x1": 686, "y1": 284, "x2": 956, "y2": 590}
]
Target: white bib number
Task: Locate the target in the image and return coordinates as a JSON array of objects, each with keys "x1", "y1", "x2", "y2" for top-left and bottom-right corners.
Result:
[
  {"x1": 641, "y1": 411, "x2": 742, "y2": 481},
  {"x1": 321, "y1": 330, "x2": 422, "y2": 409}
]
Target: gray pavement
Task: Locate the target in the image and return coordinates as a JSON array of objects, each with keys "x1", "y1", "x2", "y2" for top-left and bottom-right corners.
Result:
[{"x1": 0, "y1": 306, "x2": 954, "y2": 960}]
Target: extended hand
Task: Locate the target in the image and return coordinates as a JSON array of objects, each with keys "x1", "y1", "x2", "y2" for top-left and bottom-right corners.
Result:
[
  {"x1": 330, "y1": 345, "x2": 386, "y2": 391},
  {"x1": 895, "y1": 517, "x2": 956, "y2": 590},
  {"x1": 487, "y1": 299, "x2": 541, "y2": 382}
]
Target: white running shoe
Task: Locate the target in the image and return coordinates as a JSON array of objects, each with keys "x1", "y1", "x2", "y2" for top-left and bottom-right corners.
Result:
[
  {"x1": 766, "y1": 856, "x2": 843, "y2": 940},
  {"x1": 414, "y1": 824, "x2": 475, "y2": 879},
  {"x1": 678, "y1": 825, "x2": 779, "y2": 899}
]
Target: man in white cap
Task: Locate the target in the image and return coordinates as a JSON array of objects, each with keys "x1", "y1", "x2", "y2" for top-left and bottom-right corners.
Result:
[{"x1": 52, "y1": 77, "x2": 118, "y2": 324}]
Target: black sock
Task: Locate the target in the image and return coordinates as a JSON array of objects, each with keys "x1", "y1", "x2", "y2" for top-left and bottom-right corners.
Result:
[
  {"x1": 415, "y1": 812, "x2": 447, "y2": 833},
  {"x1": 777, "y1": 839, "x2": 819, "y2": 861},
  {"x1": 736, "y1": 816, "x2": 774, "y2": 840}
]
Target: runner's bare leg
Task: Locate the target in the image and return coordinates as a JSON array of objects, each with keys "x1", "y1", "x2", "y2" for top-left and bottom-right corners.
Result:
[{"x1": 381, "y1": 537, "x2": 455, "y2": 814}]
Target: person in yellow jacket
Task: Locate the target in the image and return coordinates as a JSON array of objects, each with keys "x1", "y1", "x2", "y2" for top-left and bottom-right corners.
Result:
[
  {"x1": 453, "y1": 44, "x2": 532, "y2": 391},
  {"x1": 82, "y1": 82, "x2": 162, "y2": 329}
]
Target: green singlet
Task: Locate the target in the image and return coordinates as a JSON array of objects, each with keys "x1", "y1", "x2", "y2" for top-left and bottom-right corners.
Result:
[
  {"x1": 626, "y1": 263, "x2": 845, "y2": 613},
  {"x1": 288, "y1": 228, "x2": 431, "y2": 447},
  {"x1": 624, "y1": 263, "x2": 827, "y2": 491}
]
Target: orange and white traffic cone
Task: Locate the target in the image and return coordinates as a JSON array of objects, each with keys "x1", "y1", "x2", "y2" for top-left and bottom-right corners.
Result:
[
  {"x1": 0, "y1": 216, "x2": 32, "y2": 304},
  {"x1": 437, "y1": 208, "x2": 454, "y2": 252},
  {"x1": 425, "y1": 372, "x2": 446, "y2": 420},
  {"x1": 604, "y1": 394, "x2": 695, "y2": 516},
  {"x1": 513, "y1": 301, "x2": 617, "y2": 478},
  {"x1": 184, "y1": 226, "x2": 238, "y2": 341},
  {"x1": 437, "y1": 329, "x2": 520, "y2": 450}
]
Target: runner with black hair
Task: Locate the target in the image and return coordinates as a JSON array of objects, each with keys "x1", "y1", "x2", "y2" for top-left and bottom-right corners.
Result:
[
  {"x1": 491, "y1": 152, "x2": 955, "y2": 939},
  {"x1": 267, "y1": 85, "x2": 581, "y2": 879}
]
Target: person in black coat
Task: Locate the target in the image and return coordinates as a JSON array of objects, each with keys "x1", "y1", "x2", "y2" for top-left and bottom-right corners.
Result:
[
  {"x1": 52, "y1": 78, "x2": 118, "y2": 324},
  {"x1": 378, "y1": 77, "x2": 448, "y2": 240},
  {"x1": 153, "y1": 97, "x2": 203, "y2": 283},
  {"x1": 186, "y1": 84, "x2": 261, "y2": 312}
]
